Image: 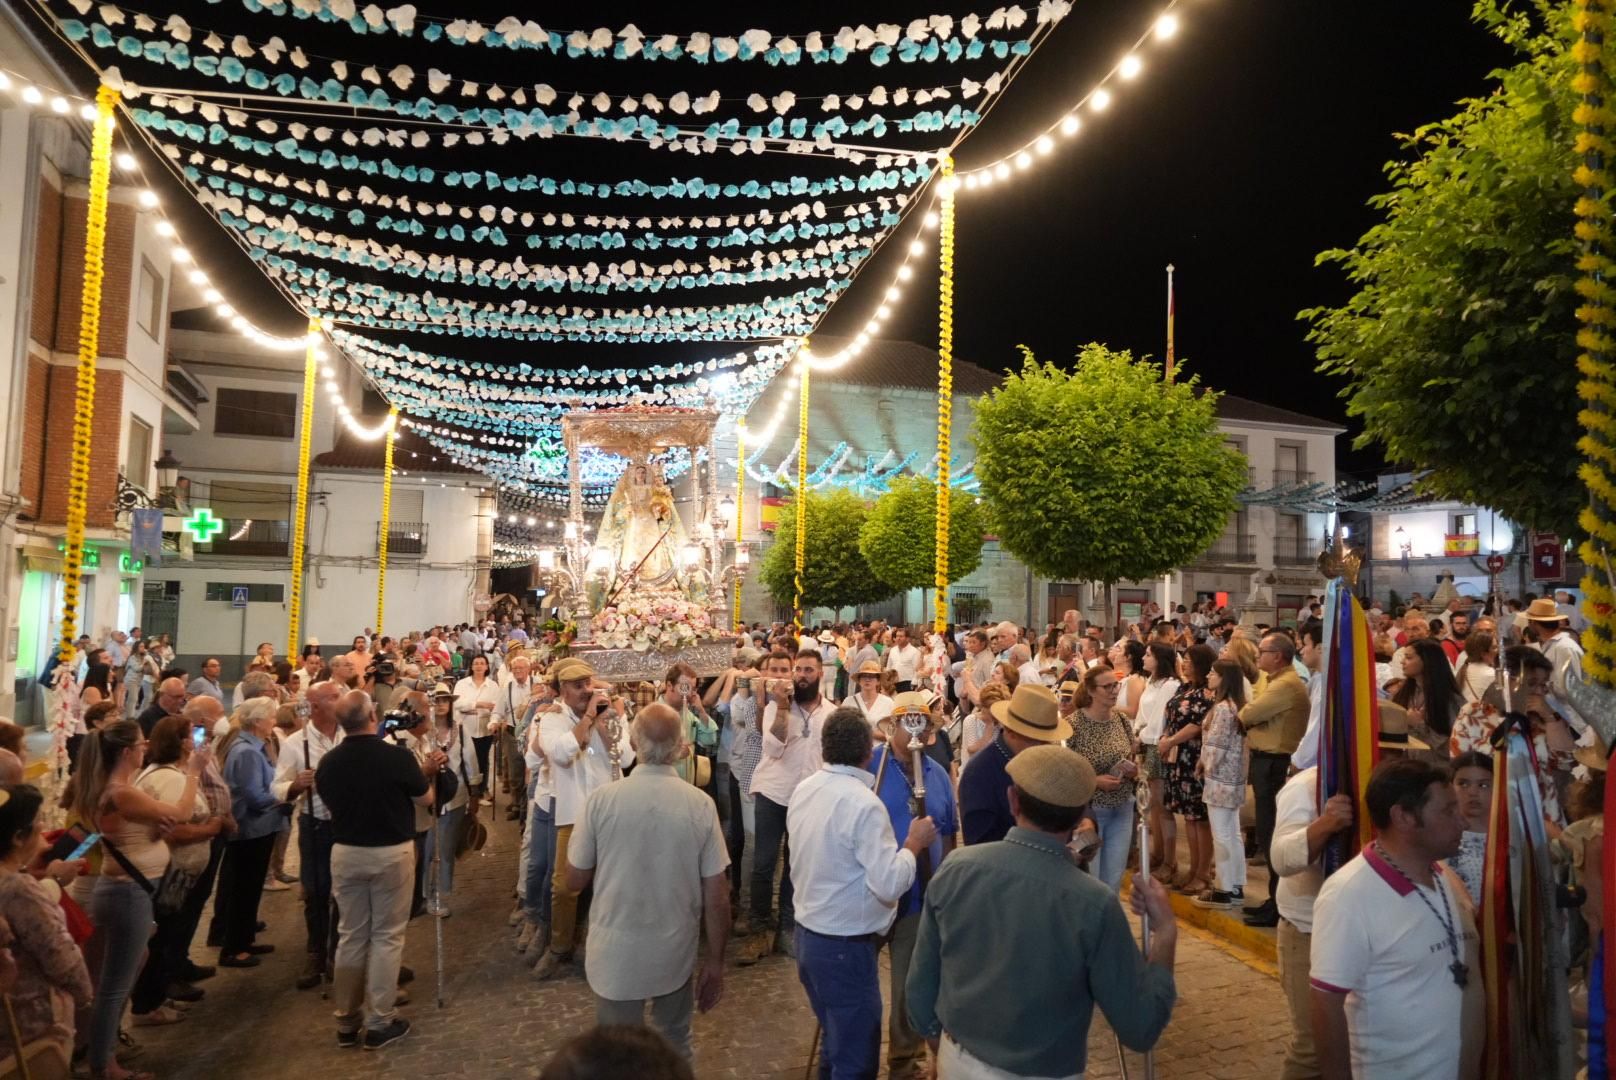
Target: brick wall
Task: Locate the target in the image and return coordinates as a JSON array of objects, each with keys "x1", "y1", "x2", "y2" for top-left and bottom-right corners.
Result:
[
  {"x1": 52, "y1": 194, "x2": 133, "y2": 361},
  {"x1": 30, "y1": 174, "x2": 61, "y2": 347},
  {"x1": 17, "y1": 355, "x2": 47, "y2": 519},
  {"x1": 33, "y1": 366, "x2": 123, "y2": 529}
]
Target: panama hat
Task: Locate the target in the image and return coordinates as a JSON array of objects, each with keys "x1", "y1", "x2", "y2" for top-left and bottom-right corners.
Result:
[
  {"x1": 990, "y1": 683, "x2": 1073, "y2": 743},
  {"x1": 1377, "y1": 702, "x2": 1430, "y2": 752},
  {"x1": 856, "y1": 660, "x2": 883, "y2": 678},
  {"x1": 1006, "y1": 744, "x2": 1097, "y2": 809},
  {"x1": 817, "y1": 630, "x2": 837, "y2": 644},
  {"x1": 548, "y1": 656, "x2": 596, "y2": 686},
  {"x1": 891, "y1": 691, "x2": 933, "y2": 716},
  {"x1": 1525, "y1": 597, "x2": 1567, "y2": 623},
  {"x1": 431, "y1": 681, "x2": 454, "y2": 699}
]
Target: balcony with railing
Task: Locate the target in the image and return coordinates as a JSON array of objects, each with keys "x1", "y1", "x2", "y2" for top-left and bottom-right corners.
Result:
[
  {"x1": 201, "y1": 518, "x2": 290, "y2": 557},
  {"x1": 1271, "y1": 469, "x2": 1315, "y2": 488},
  {"x1": 381, "y1": 521, "x2": 428, "y2": 558},
  {"x1": 1273, "y1": 535, "x2": 1318, "y2": 566},
  {"x1": 1196, "y1": 533, "x2": 1257, "y2": 565}
]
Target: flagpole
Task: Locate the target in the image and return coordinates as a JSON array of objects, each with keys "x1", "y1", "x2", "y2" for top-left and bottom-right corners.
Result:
[{"x1": 1165, "y1": 263, "x2": 1176, "y2": 383}]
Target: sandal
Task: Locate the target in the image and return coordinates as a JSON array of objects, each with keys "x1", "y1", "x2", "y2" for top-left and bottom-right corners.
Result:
[{"x1": 1177, "y1": 877, "x2": 1209, "y2": 895}]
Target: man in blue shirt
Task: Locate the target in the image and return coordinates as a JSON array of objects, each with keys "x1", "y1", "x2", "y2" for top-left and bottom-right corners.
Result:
[
  {"x1": 868, "y1": 693, "x2": 958, "y2": 1080},
  {"x1": 957, "y1": 684, "x2": 1071, "y2": 845}
]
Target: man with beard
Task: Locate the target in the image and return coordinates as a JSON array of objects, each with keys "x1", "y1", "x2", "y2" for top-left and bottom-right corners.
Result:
[{"x1": 737, "y1": 650, "x2": 836, "y2": 966}]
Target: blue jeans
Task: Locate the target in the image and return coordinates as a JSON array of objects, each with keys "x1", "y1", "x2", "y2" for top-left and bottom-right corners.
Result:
[
  {"x1": 422, "y1": 805, "x2": 465, "y2": 898},
  {"x1": 524, "y1": 797, "x2": 556, "y2": 925},
  {"x1": 1090, "y1": 801, "x2": 1136, "y2": 894},
  {"x1": 89, "y1": 877, "x2": 153, "y2": 1069},
  {"x1": 795, "y1": 928, "x2": 882, "y2": 1079}
]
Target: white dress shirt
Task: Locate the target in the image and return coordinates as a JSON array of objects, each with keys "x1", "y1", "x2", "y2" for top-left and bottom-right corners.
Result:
[
  {"x1": 493, "y1": 677, "x2": 535, "y2": 731},
  {"x1": 787, "y1": 764, "x2": 917, "y2": 937},
  {"x1": 847, "y1": 691, "x2": 895, "y2": 730},
  {"x1": 270, "y1": 722, "x2": 345, "y2": 820},
  {"x1": 885, "y1": 643, "x2": 922, "y2": 685},
  {"x1": 540, "y1": 701, "x2": 635, "y2": 827},
  {"x1": 749, "y1": 696, "x2": 837, "y2": 807},
  {"x1": 453, "y1": 675, "x2": 502, "y2": 739},
  {"x1": 526, "y1": 704, "x2": 555, "y2": 806},
  {"x1": 1290, "y1": 671, "x2": 1327, "y2": 772},
  {"x1": 1270, "y1": 766, "x2": 1324, "y2": 932}
]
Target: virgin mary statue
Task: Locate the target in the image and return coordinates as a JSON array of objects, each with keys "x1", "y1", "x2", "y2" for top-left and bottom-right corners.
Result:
[{"x1": 591, "y1": 458, "x2": 694, "y2": 605}]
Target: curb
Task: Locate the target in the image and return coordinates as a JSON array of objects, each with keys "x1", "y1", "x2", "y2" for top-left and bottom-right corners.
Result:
[{"x1": 1123, "y1": 871, "x2": 1277, "y2": 966}]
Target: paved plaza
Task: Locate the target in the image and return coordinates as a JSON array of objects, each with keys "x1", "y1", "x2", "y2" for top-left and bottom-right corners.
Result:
[{"x1": 129, "y1": 808, "x2": 1290, "y2": 1079}]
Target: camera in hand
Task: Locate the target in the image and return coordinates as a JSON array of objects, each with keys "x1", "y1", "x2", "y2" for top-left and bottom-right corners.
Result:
[
  {"x1": 381, "y1": 701, "x2": 427, "y2": 737},
  {"x1": 368, "y1": 657, "x2": 397, "y2": 680}
]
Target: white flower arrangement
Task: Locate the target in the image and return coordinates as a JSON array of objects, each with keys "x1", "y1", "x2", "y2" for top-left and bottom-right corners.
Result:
[{"x1": 591, "y1": 593, "x2": 717, "y2": 652}]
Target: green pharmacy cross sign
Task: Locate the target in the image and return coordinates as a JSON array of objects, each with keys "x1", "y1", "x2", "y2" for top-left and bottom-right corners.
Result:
[{"x1": 182, "y1": 507, "x2": 225, "y2": 544}]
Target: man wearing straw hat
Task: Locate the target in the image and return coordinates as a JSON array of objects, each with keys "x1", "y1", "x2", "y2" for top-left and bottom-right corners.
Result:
[
  {"x1": 1524, "y1": 596, "x2": 1588, "y2": 733},
  {"x1": 957, "y1": 684, "x2": 1072, "y2": 845},
  {"x1": 907, "y1": 744, "x2": 1179, "y2": 1078},
  {"x1": 1267, "y1": 702, "x2": 1427, "y2": 1080}
]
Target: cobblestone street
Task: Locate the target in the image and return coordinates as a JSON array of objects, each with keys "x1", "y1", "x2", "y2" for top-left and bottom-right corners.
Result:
[{"x1": 130, "y1": 809, "x2": 1289, "y2": 1078}]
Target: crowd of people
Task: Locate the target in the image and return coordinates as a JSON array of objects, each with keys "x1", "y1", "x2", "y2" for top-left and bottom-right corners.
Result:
[{"x1": 0, "y1": 582, "x2": 1599, "y2": 1078}]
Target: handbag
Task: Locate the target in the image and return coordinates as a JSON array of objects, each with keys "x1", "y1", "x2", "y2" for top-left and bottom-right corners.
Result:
[{"x1": 98, "y1": 835, "x2": 194, "y2": 918}]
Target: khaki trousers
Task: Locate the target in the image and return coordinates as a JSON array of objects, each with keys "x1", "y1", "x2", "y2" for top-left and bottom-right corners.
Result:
[
  {"x1": 330, "y1": 841, "x2": 414, "y2": 1033},
  {"x1": 1277, "y1": 917, "x2": 1321, "y2": 1080},
  {"x1": 550, "y1": 823, "x2": 580, "y2": 953}
]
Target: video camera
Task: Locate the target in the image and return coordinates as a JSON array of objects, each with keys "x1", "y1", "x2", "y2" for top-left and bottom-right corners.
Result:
[
  {"x1": 368, "y1": 656, "x2": 397, "y2": 680},
  {"x1": 381, "y1": 699, "x2": 427, "y2": 738}
]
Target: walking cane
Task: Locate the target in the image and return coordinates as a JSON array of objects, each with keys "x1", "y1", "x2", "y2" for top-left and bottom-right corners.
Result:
[
  {"x1": 431, "y1": 801, "x2": 446, "y2": 1009},
  {"x1": 1133, "y1": 782, "x2": 1156, "y2": 1080}
]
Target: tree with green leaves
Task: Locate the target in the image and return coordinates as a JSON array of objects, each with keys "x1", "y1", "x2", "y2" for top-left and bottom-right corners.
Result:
[
  {"x1": 858, "y1": 474, "x2": 987, "y2": 596},
  {"x1": 757, "y1": 487, "x2": 893, "y2": 615},
  {"x1": 1302, "y1": 0, "x2": 1581, "y2": 534},
  {"x1": 973, "y1": 344, "x2": 1248, "y2": 629}
]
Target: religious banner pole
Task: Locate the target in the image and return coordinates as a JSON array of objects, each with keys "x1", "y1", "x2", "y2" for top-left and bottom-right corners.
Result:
[
  {"x1": 1164, "y1": 264, "x2": 1176, "y2": 383},
  {"x1": 935, "y1": 158, "x2": 956, "y2": 634},
  {"x1": 734, "y1": 420, "x2": 746, "y2": 633},
  {"x1": 287, "y1": 317, "x2": 320, "y2": 659},
  {"x1": 376, "y1": 408, "x2": 398, "y2": 638},
  {"x1": 57, "y1": 85, "x2": 119, "y2": 664}
]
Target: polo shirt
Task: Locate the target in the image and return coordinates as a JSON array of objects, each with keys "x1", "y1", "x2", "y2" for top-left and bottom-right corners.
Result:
[
  {"x1": 867, "y1": 747, "x2": 957, "y2": 916},
  {"x1": 315, "y1": 733, "x2": 429, "y2": 847},
  {"x1": 906, "y1": 827, "x2": 1176, "y2": 1076},
  {"x1": 1309, "y1": 846, "x2": 1481, "y2": 1080},
  {"x1": 957, "y1": 733, "x2": 1015, "y2": 846},
  {"x1": 568, "y1": 764, "x2": 728, "y2": 1001}
]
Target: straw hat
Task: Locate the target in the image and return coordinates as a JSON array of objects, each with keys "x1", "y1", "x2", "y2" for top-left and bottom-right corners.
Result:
[
  {"x1": 990, "y1": 683, "x2": 1073, "y2": 743},
  {"x1": 1006, "y1": 744, "x2": 1097, "y2": 808},
  {"x1": 431, "y1": 681, "x2": 454, "y2": 699},
  {"x1": 679, "y1": 752, "x2": 713, "y2": 788},
  {"x1": 1377, "y1": 702, "x2": 1430, "y2": 752},
  {"x1": 548, "y1": 656, "x2": 596, "y2": 686},
  {"x1": 817, "y1": 630, "x2": 837, "y2": 644},
  {"x1": 855, "y1": 660, "x2": 883, "y2": 678},
  {"x1": 891, "y1": 691, "x2": 933, "y2": 717},
  {"x1": 1525, "y1": 597, "x2": 1566, "y2": 624},
  {"x1": 1058, "y1": 680, "x2": 1081, "y2": 697}
]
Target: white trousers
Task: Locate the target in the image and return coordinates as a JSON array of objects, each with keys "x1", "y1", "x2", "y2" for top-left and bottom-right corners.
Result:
[
  {"x1": 940, "y1": 1035, "x2": 1083, "y2": 1080},
  {"x1": 1208, "y1": 803, "x2": 1246, "y2": 892}
]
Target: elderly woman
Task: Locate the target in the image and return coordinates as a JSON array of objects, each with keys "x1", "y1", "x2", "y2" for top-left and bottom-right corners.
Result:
[
  {"x1": 213, "y1": 698, "x2": 285, "y2": 968},
  {"x1": 0, "y1": 784, "x2": 94, "y2": 1077}
]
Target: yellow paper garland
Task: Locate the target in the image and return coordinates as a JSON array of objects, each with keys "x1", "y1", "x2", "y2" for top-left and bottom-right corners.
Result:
[
  {"x1": 793, "y1": 356, "x2": 810, "y2": 632},
  {"x1": 286, "y1": 317, "x2": 320, "y2": 658},
  {"x1": 376, "y1": 407, "x2": 398, "y2": 637},
  {"x1": 58, "y1": 86, "x2": 119, "y2": 663},
  {"x1": 1574, "y1": 0, "x2": 1616, "y2": 684},
  {"x1": 935, "y1": 158, "x2": 956, "y2": 634}
]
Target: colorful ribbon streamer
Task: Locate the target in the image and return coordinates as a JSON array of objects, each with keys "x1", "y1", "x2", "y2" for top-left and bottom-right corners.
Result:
[{"x1": 1316, "y1": 578, "x2": 1380, "y2": 877}]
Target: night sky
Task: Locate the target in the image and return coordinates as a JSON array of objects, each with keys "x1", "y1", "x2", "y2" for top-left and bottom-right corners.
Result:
[{"x1": 22, "y1": 0, "x2": 1518, "y2": 477}]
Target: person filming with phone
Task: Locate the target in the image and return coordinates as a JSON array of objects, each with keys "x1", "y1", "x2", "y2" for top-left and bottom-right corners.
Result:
[{"x1": 658, "y1": 663, "x2": 718, "y2": 799}]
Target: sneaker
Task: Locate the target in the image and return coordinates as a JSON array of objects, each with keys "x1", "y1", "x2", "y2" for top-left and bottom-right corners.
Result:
[
  {"x1": 1191, "y1": 890, "x2": 1237, "y2": 910},
  {"x1": 530, "y1": 949, "x2": 573, "y2": 981},
  {"x1": 336, "y1": 1030, "x2": 360, "y2": 1050},
  {"x1": 736, "y1": 931, "x2": 774, "y2": 967},
  {"x1": 363, "y1": 1019, "x2": 411, "y2": 1051}
]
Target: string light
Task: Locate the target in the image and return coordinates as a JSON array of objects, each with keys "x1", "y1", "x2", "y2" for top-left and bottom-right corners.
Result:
[{"x1": 954, "y1": 0, "x2": 1185, "y2": 185}]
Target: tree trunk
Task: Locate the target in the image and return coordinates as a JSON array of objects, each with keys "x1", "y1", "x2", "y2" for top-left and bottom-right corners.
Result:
[{"x1": 1103, "y1": 581, "x2": 1115, "y2": 642}]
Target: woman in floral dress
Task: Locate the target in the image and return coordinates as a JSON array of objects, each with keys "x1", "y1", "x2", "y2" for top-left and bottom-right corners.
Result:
[
  {"x1": 1156, "y1": 644, "x2": 1216, "y2": 895},
  {"x1": 1193, "y1": 659, "x2": 1249, "y2": 909}
]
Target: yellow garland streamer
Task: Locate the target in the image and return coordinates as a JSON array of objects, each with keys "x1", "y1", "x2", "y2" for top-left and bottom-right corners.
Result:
[
  {"x1": 376, "y1": 407, "x2": 398, "y2": 637},
  {"x1": 734, "y1": 420, "x2": 746, "y2": 633},
  {"x1": 58, "y1": 86, "x2": 118, "y2": 664},
  {"x1": 286, "y1": 317, "x2": 320, "y2": 659},
  {"x1": 1574, "y1": 0, "x2": 1616, "y2": 685},
  {"x1": 793, "y1": 356, "x2": 810, "y2": 632},
  {"x1": 935, "y1": 158, "x2": 956, "y2": 634}
]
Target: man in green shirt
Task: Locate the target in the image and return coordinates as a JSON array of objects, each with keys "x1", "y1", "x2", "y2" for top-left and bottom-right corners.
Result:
[{"x1": 906, "y1": 744, "x2": 1178, "y2": 1077}]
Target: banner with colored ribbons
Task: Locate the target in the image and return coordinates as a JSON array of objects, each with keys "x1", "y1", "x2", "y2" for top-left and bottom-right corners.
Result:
[
  {"x1": 1316, "y1": 578, "x2": 1379, "y2": 877},
  {"x1": 1482, "y1": 725, "x2": 1572, "y2": 1079}
]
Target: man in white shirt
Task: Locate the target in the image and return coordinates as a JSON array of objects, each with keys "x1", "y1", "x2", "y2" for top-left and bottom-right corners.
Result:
[
  {"x1": 564, "y1": 703, "x2": 729, "y2": 1062},
  {"x1": 1526, "y1": 598, "x2": 1588, "y2": 733},
  {"x1": 1288, "y1": 619, "x2": 1329, "y2": 772},
  {"x1": 1310, "y1": 759, "x2": 1480, "y2": 1080},
  {"x1": 991, "y1": 621, "x2": 1019, "y2": 664},
  {"x1": 787, "y1": 707, "x2": 935, "y2": 1078},
  {"x1": 1011, "y1": 643, "x2": 1042, "y2": 690},
  {"x1": 533, "y1": 657, "x2": 634, "y2": 981},
  {"x1": 271, "y1": 678, "x2": 348, "y2": 990},
  {"x1": 490, "y1": 654, "x2": 536, "y2": 816},
  {"x1": 959, "y1": 630, "x2": 995, "y2": 710},
  {"x1": 515, "y1": 681, "x2": 559, "y2": 959},
  {"x1": 884, "y1": 627, "x2": 923, "y2": 693},
  {"x1": 846, "y1": 661, "x2": 895, "y2": 734},
  {"x1": 738, "y1": 650, "x2": 837, "y2": 966},
  {"x1": 292, "y1": 651, "x2": 323, "y2": 694},
  {"x1": 1269, "y1": 765, "x2": 1354, "y2": 1080}
]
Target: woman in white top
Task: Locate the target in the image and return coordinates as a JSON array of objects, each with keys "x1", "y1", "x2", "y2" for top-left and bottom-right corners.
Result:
[
  {"x1": 1453, "y1": 630, "x2": 1498, "y2": 706},
  {"x1": 453, "y1": 653, "x2": 501, "y2": 789},
  {"x1": 421, "y1": 683, "x2": 483, "y2": 914},
  {"x1": 1133, "y1": 641, "x2": 1181, "y2": 874},
  {"x1": 846, "y1": 662, "x2": 896, "y2": 739},
  {"x1": 1113, "y1": 641, "x2": 1148, "y2": 719}
]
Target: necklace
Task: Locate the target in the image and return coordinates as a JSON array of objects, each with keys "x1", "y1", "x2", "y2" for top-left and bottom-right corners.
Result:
[{"x1": 1371, "y1": 841, "x2": 1469, "y2": 988}]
